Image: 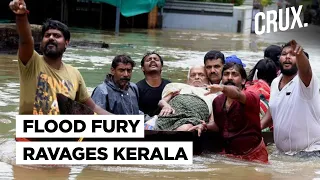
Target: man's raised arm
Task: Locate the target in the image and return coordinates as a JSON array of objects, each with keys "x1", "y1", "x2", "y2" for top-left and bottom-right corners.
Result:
[
  {"x1": 9, "y1": 0, "x2": 34, "y2": 65},
  {"x1": 291, "y1": 40, "x2": 312, "y2": 87}
]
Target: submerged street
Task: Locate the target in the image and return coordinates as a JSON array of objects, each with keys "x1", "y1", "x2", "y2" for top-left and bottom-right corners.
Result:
[{"x1": 0, "y1": 23, "x2": 320, "y2": 179}]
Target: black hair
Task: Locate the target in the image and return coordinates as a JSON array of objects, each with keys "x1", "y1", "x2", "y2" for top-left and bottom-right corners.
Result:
[
  {"x1": 247, "y1": 58, "x2": 278, "y2": 85},
  {"x1": 264, "y1": 45, "x2": 281, "y2": 68},
  {"x1": 112, "y1": 55, "x2": 136, "y2": 69},
  {"x1": 204, "y1": 50, "x2": 225, "y2": 64},
  {"x1": 222, "y1": 62, "x2": 247, "y2": 80},
  {"x1": 141, "y1": 51, "x2": 163, "y2": 67},
  {"x1": 42, "y1": 19, "x2": 71, "y2": 41}
]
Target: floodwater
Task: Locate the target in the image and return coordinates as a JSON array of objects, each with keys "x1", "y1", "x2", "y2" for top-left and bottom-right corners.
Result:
[{"x1": 0, "y1": 24, "x2": 320, "y2": 179}]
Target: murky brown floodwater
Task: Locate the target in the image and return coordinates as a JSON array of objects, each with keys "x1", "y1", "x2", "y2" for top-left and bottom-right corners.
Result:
[{"x1": 0, "y1": 23, "x2": 320, "y2": 179}]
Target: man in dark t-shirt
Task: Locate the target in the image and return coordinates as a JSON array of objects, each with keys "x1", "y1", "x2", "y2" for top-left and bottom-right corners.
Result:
[
  {"x1": 137, "y1": 52, "x2": 171, "y2": 117},
  {"x1": 137, "y1": 78, "x2": 171, "y2": 116}
]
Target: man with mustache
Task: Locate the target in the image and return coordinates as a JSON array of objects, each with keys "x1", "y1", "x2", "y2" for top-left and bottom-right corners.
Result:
[
  {"x1": 9, "y1": 0, "x2": 110, "y2": 115},
  {"x1": 205, "y1": 63, "x2": 268, "y2": 163},
  {"x1": 91, "y1": 55, "x2": 140, "y2": 115},
  {"x1": 261, "y1": 40, "x2": 320, "y2": 157},
  {"x1": 137, "y1": 52, "x2": 171, "y2": 117},
  {"x1": 153, "y1": 65, "x2": 218, "y2": 136},
  {"x1": 204, "y1": 50, "x2": 225, "y2": 85}
]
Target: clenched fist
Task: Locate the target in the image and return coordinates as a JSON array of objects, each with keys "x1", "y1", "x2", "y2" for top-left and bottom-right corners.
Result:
[{"x1": 9, "y1": 0, "x2": 28, "y2": 15}]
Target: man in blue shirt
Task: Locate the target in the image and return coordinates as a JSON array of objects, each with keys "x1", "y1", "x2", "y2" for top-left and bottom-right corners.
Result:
[{"x1": 91, "y1": 55, "x2": 140, "y2": 115}]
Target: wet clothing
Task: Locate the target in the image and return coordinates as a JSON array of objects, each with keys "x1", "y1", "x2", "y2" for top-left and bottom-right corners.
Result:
[
  {"x1": 18, "y1": 50, "x2": 90, "y2": 115},
  {"x1": 224, "y1": 139, "x2": 269, "y2": 163},
  {"x1": 246, "y1": 80, "x2": 270, "y2": 101},
  {"x1": 91, "y1": 74, "x2": 140, "y2": 115},
  {"x1": 293, "y1": 150, "x2": 320, "y2": 158},
  {"x1": 269, "y1": 73, "x2": 320, "y2": 155},
  {"x1": 137, "y1": 78, "x2": 171, "y2": 116},
  {"x1": 154, "y1": 94, "x2": 209, "y2": 130},
  {"x1": 212, "y1": 90, "x2": 266, "y2": 162},
  {"x1": 245, "y1": 79, "x2": 272, "y2": 131}
]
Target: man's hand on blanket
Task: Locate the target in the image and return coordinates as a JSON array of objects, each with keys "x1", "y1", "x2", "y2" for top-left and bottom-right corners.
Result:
[
  {"x1": 159, "y1": 104, "x2": 175, "y2": 116},
  {"x1": 188, "y1": 121, "x2": 207, "y2": 137}
]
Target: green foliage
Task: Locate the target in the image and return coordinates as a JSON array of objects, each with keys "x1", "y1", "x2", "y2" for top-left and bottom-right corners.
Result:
[
  {"x1": 260, "y1": 0, "x2": 273, "y2": 6},
  {"x1": 233, "y1": 0, "x2": 244, "y2": 6}
]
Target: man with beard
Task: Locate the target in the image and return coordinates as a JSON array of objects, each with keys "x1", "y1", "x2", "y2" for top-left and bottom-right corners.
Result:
[
  {"x1": 153, "y1": 65, "x2": 218, "y2": 136},
  {"x1": 205, "y1": 63, "x2": 268, "y2": 163},
  {"x1": 137, "y1": 52, "x2": 171, "y2": 117},
  {"x1": 204, "y1": 50, "x2": 225, "y2": 85},
  {"x1": 9, "y1": 0, "x2": 110, "y2": 115},
  {"x1": 261, "y1": 40, "x2": 320, "y2": 157},
  {"x1": 91, "y1": 55, "x2": 140, "y2": 115}
]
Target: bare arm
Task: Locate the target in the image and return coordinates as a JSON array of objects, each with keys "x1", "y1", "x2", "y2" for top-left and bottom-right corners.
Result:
[
  {"x1": 188, "y1": 112, "x2": 219, "y2": 137},
  {"x1": 205, "y1": 84, "x2": 247, "y2": 104},
  {"x1": 206, "y1": 112, "x2": 219, "y2": 132},
  {"x1": 158, "y1": 91, "x2": 180, "y2": 116},
  {"x1": 84, "y1": 98, "x2": 113, "y2": 115},
  {"x1": 261, "y1": 109, "x2": 272, "y2": 130},
  {"x1": 9, "y1": 0, "x2": 34, "y2": 65},
  {"x1": 292, "y1": 40, "x2": 312, "y2": 87},
  {"x1": 158, "y1": 93, "x2": 173, "y2": 108}
]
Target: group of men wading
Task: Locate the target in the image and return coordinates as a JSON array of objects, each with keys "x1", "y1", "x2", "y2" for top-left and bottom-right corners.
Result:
[{"x1": 10, "y1": 0, "x2": 320, "y2": 164}]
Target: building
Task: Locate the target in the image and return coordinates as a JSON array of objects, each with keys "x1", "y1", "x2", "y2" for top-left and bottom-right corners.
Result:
[{"x1": 0, "y1": 0, "x2": 155, "y2": 30}]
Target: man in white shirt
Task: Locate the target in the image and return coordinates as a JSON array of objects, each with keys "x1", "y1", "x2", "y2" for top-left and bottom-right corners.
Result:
[{"x1": 261, "y1": 40, "x2": 320, "y2": 156}]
